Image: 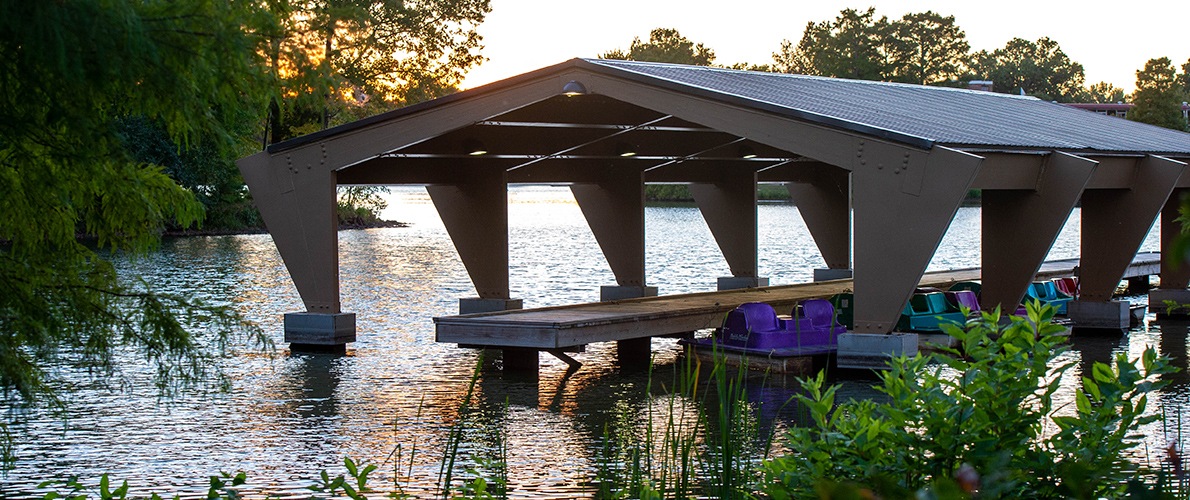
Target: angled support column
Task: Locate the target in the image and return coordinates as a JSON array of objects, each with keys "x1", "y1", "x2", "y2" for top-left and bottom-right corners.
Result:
[
  {"x1": 238, "y1": 151, "x2": 355, "y2": 349},
  {"x1": 571, "y1": 171, "x2": 657, "y2": 301},
  {"x1": 1077, "y1": 156, "x2": 1184, "y2": 328},
  {"x1": 1080, "y1": 156, "x2": 1185, "y2": 300},
  {"x1": 689, "y1": 169, "x2": 768, "y2": 290},
  {"x1": 572, "y1": 171, "x2": 654, "y2": 365},
  {"x1": 852, "y1": 143, "x2": 982, "y2": 334},
  {"x1": 787, "y1": 164, "x2": 851, "y2": 280},
  {"x1": 1151, "y1": 188, "x2": 1190, "y2": 316},
  {"x1": 427, "y1": 168, "x2": 522, "y2": 314},
  {"x1": 981, "y1": 152, "x2": 1095, "y2": 312}
]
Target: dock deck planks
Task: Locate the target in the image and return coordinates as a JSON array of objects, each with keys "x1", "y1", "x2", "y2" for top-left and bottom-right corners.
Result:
[{"x1": 434, "y1": 253, "x2": 1160, "y2": 349}]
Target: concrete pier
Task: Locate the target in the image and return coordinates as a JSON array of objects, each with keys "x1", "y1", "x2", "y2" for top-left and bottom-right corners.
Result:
[
  {"x1": 717, "y1": 276, "x2": 770, "y2": 290},
  {"x1": 836, "y1": 333, "x2": 918, "y2": 370},
  {"x1": 813, "y1": 268, "x2": 853, "y2": 282},
  {"x1": 1068, "y1": 300, "x2": 1130, "y2": 331},
  {"x1": 284, "y1": 312, "x2": 356, "y2": 351}
]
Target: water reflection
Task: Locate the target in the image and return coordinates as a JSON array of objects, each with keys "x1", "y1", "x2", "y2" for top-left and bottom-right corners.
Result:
[{"x1": 2, "y1": 186, "x2": 1177, "y2": 498}]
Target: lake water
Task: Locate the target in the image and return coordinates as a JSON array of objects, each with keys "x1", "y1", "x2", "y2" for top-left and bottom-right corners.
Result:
[{"x1": 2, "y1": 186, "x2": 1185, "y2": 498}]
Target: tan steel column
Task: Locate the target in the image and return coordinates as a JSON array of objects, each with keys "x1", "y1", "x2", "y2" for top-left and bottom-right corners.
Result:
[
  {"x1": 1080, "y1": 156, "x2": 1185, "y2": 301},
  {"x1": 571, "y1": 172, "x2": 647, "y2": 288},
  {"x1": 1160, "y1": 188, "x2": 1190, "y2": 289},
  {"x1": 981, "y1": 152, "x2": 1095, "y2": 312},
  {"x1": 787, "y1": 165, "x2": 851, "y2": 271},
  {"x1": 427, "y1": 168, "x2": 513, "y2": 301},
  {"x1": 689, "y1": 169, "x2": 762, "y2": 285},
  {"x1": 238, "y1": 151, "x2": 341, "y2": 313},
  {"x1": 852, "y1": 143, "x2": 982, "y2": 333}
]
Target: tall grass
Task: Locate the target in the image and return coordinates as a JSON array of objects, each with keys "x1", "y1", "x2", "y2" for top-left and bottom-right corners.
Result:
[{"x1": 592, "y1": 345, "x2": 791, "y2": 499}]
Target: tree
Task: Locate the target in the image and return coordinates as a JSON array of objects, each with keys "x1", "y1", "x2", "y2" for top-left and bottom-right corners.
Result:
[
  {"x1": 1082, "y1": 81, "x2": 1127, "y2": 103},
  {"x1": 1128, "y1": 57, "x2": 1188, "y2": 131},
  {"x1": 600, "y1": 28, "x2": 716, "y2": 66},
  {"x1": 886, "y1": 11, "x2": 970, "y2": 85},
  {"x1": 264, "y1": 0, "x2": 491, "y2": 143},
  {"x1": 773, "y1": 8, "x2": 893, "y2": 80},
  {"x1": 0, "y1": 1, "x2": 272, "y2": 406},
  {"x1": 1179, "y1": 59, "x2": 1190, "y2": 99},
  {"x1": 970, "y1": 37, "x2": 1086, "y2": 102}
]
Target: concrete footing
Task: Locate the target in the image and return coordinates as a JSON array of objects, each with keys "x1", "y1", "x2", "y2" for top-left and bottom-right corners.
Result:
[
  {"x1": 600, "y1": 285, "x2": 659, "y2": 301},
  {"x1": 717, "y1": 276, "x2": 770, "y2": 290},
  {"x1": 284, "y1": 312, "x2": 356, "y2": 350},
  {"x1": 617, "y1": 337, "x2": 652, "y2": 370},
  {"x1": 1126, "y1": 276, "x2": 1152, "y2": 294},
  {"x1": 813, "y1": 268, "x2": 853, "y2": 282},
  {"x1": 1150, "y1": 288, "x2": 1190, "y2": 318},
  {"x1": 836, "y1": 332, "x2": 918, "y2": 370},
  {"x1": 500, "y1": 347, "x2": 539, "y2": 372},
  {"x1": 459, "y1": 297, "x2": 523, "y2": 315},
  {"x1": 1068, "y1": 300, "x2": 1129, "y2": 331},
  {"x1": 917, "y1": 332, "x2": 959, "y2": 351}
]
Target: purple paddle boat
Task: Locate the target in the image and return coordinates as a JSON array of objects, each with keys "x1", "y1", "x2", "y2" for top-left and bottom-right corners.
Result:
[{"x1": 683, "y1": 299, "x2": 847, "y2": 357}]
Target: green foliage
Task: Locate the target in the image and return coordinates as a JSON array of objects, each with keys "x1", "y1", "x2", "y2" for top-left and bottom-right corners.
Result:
[
  {"x1": 774, "y1": 8, "x2": 894, "y2": 80},
  {"x1": 886, "y1": 11, "x2": 971, "y2": 85},
  {"x1": 1083, "y1": 81, "x2": 1128, "y2": 103},
  {"x1": 337, "y1": 186, "x2": 392, "y2": 227},
  {"x1": 308, "y1": 457, "x2": 377, "y2": 499},
  {"x1": 264, "y1": 0, "x2": 491, "y2": 143},
  {"x1": 970, "y1": 37, "x2": 1086, "y2": 102},
  {"x1": 0, "y1": 0, "x2": 272, "y2": 408},
  {"x1": 773, "y1": 8, "x2": 970, "y2": 85},
  {"x1": 1129, "y1": 57, "x2": 1189, "y2": 131},
  {"x1": 644, "y1": 184, "x2": 793, "y2": 202},
  {"x1": 600, "y1": 28, "x2": 715, "y2": 66},
  {"x1": 39, "y1": 471, "x2": 247, "y2": 500},
  {"x1": 762, "y1": 303, "x2": 1175, "y2": 499},
  {"x1": 592, "y1": 351, "x2": 776, "y2": 499},
  {"x1": 117, "y1": 117, "x2": 262, "y2": 230}
]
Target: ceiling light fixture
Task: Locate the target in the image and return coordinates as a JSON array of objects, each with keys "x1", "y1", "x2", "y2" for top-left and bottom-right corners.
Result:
[
  {"x1": 463, "y1": 138, "x2": 487, "y2": 156},
  {"x1": 739, "y1": 145, "x2": 758, "y2": 159},
  {"x1": 616, "y1": 142, "x2": 637, "y2": 157},
  {"x1": 562, "y1": 80, "x2": 588, "y2": 97}
]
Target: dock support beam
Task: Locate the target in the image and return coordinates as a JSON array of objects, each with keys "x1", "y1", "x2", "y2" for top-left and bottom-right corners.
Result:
[
  {"x1": 851, "y1": 144, "x2": 982, "y2": 333},
  {"x1": 428, "y1": 168, "x2": 522, "y2": 313},
  {"x1": 573, "y1": 172, "x2": 656, "y2": 301},
  {"x1": 787, "y1": 165, "x2": 851, "y2": 278},
  {"x1": 1075, "y1": 155, "x2": 1183, "y2": 329},
  {"x1": 690, "y1": 168, "x2": 768, "y2": 290},
  {"x1": 981, "y1": 152, "x2": 1094, "y2": 312},
  {"x1": 237, "y1": 151, "x2": 355, "y2": 349}
]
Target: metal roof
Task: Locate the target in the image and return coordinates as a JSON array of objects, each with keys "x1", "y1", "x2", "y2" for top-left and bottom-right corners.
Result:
[
  {"x1": 584, "y1": 58, "x2": 1190, "y2": 155},
  {"x1": 269, "y1": 58, "x2": 1190, "y2": 157}
]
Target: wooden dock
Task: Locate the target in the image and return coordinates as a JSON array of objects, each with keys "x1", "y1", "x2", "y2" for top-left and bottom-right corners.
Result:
[{"x1": 434, "y1": 253, "x2": 1160, "y2": 350}]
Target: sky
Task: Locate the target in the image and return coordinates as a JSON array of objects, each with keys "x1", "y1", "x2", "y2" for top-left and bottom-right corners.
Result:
[{"x1": 461, "y1": 0, "x2": 1190, "y2": 94}]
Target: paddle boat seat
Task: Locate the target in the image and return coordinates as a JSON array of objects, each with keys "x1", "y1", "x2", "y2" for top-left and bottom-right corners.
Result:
[
  {"x1": 946, "y1": 290, "x2": 981, "y2": 313},
  {"x1": 1025, "y1": 281, "x2": 1072, "y2": 315},
  {"x1": 1053, "y1": 277, "x2": 1078, "y2": 299},
  {"x1": 898, "y1": 291, "x2": 967, "y2": 332},
  {"x1": 716, "y1": 301, "x2": 840, "y2": 351}
]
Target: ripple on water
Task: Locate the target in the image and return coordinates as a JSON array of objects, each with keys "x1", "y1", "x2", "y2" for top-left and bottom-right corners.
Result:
[{"x1": 3, "y1": 186, "x2": 1178, "y2": 497}]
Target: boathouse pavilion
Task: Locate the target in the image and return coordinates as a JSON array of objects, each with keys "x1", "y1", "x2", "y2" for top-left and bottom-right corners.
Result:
[{"x1": 237, "y1": 58, "x2": 1190, "y2": 348}]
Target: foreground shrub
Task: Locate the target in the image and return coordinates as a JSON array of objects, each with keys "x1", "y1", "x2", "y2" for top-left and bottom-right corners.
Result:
[{"x1": 762, "y1": 303, "x2": 1176, "y2": 499}]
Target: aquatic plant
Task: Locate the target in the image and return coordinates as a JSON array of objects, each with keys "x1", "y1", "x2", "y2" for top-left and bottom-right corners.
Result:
[
  {"x1": 592, "y1": 347, "x2": 781, "y2": 499},
  {"x1": 762, "y1": 302, "x2": 1178, "y2": 499}
]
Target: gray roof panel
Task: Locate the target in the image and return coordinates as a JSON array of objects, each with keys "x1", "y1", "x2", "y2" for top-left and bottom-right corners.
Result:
[{"x1": 584, "y1": 59, "x2": 1190, "y2": 155}]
